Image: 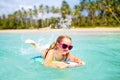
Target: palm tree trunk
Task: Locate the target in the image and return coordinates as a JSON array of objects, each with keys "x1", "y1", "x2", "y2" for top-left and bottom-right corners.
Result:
[{"x1": 111, "y1": 12, "x2": 120, "y2": 24}]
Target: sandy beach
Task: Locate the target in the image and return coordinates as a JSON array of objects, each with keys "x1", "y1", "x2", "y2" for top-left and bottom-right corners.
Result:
[{"x1": 0, "y1": 27, "x2": 120, "y2": 33}]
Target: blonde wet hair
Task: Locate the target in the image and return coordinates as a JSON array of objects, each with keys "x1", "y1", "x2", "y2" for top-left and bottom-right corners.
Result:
[{"x1": 44, "y1": 34, "x2": 72, "y2": 58}]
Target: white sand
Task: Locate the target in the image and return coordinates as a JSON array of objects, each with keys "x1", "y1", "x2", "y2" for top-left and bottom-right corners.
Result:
[{"x1": 0, "y1": 28, "x2": 120, "y2": 33}]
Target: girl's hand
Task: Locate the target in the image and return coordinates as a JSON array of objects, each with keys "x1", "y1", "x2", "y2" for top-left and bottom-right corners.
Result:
[
  {"x1": 78, "y1": 61, "x2": 85, "y2": 65},
  {"x1": 58, "y1": 63, "x2": 68, "y2": 68},
  {"x1": 52, "y1": 61, "x2": 68, "y2": 68},
  {"x1": 74, "y1": 58, "x2": 85, "y2": 65}
]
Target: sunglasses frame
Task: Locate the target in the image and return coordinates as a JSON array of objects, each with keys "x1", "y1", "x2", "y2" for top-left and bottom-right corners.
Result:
[{"x1": 58, "y1": 42, "x2": 73, "y2": 50}]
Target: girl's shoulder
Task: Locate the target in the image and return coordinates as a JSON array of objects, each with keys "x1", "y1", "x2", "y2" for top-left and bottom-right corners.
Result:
[{"x1": 47, "y1": 49, "x2": 56, "y2": 54}]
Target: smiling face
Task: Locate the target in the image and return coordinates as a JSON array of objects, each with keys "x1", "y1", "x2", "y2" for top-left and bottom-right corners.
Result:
[{"x1": 56, "y1": 35, "x2": 73, "y2": 54}]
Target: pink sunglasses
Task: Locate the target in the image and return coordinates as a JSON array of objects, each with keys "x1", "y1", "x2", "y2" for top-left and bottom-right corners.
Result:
[{"x1": 59, "y1": 43, "x2": 73, "y2": 50}]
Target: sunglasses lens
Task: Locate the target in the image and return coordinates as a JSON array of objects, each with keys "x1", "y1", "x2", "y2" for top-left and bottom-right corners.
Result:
[
  {"x1": 62, "y1": 44, "x2": 68, "y2": 49},
  {"x1": 69, "y1": 46, "x2": 73, "y2": 50},
  {"x1": 61, "y1": 43, "x2": 73, "y2": 50}
]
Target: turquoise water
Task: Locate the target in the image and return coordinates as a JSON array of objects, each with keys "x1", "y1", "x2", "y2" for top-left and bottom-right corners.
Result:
[{"x1": 0, "y1": 30, "x2": 120, "y2": 80}]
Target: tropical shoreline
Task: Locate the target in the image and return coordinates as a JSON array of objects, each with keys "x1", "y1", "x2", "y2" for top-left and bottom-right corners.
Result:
[{"x1": 0, "y1": 27, "x2": 120, "y2": 33}]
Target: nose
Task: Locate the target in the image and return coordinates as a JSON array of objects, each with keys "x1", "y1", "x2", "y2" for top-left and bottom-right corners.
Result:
[{"x1": 65, "y1": 47, "x2": 69, "y2": 51}]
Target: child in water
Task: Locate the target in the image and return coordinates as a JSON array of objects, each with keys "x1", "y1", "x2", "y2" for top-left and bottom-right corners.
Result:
[{"x1": 25, "y1": 34, "x2": 85, "y2": 68}]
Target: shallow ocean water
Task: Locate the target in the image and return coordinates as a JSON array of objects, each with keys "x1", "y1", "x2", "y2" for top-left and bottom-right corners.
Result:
[{"x1": 0, "y1": 30, "x2": 120, "y2": 80}]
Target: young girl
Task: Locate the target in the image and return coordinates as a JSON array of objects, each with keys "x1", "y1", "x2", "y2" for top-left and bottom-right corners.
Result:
[{"x1": 25, "y1": 35, "x2": 84, "y2": 68}]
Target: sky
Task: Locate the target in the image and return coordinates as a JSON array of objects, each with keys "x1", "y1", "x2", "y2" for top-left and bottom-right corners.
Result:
[{"x1": 0, "y1": 0, "x2": 80, "y2": 16}]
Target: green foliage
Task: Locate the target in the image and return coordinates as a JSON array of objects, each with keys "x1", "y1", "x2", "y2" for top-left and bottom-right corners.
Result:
[{"x1": 0, "y1": 0, "x2": 120, "y2": 30}]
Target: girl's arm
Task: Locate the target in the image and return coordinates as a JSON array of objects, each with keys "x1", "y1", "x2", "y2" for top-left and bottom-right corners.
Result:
[
  {"x1": 44, "y1": 49, "x2": 68, "y2": 68},
  {"x1": 68, "y1": 53, "x2": 85, "y2": 65}
]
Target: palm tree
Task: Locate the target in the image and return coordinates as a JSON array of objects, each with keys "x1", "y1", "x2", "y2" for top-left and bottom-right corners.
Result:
[
  {"x1": 33, "y1": 5, "x2": 39, "y2": 27},
  {"x1": 20, "y1": 7, "x2": 29, "y2": 28},
  {"x1": 23, "y1": 9, "x2": 28, "y2": 28},
  {"x1": 86, "y1": 1, "x2": 96, "y2": 25},
  {"x1": 45, "y1": 5, "x2": 50, "y2": 13},
  {"x1": 79, "y1": 0, "x2": 88, "y2": 27},
  {"x1": 1, "y1": 14, "x2": 8, "y2": 29},
  {"x1": 73, "y1": 5, "x2": 80, "y2": 17},
  {"x1": 39, "y1": 5, "x2": 44, "y2": 13},
  {"x1": 61, "y1": 0, "x2": 71, "y2": 19},
  {"x1": 51, "y1": 6, "x2": 56, "y2": 13},
  {"x1": 2, "y1": 14, "x2": 6, "y2": 19},
  {"x1": 28, "y1": 8, "x2": 33, "y2": 28},
  {"x1": 99, "y1": 0, "x2": 120, "y2": 25},
  {"x1": 45, "y1": 5, "x2": 50, "y2": 27},
  {"x1": 17, "y1": 9, "x2": 24, "y2": 27},
  {"x1": 72, "y1": 5, "x2": 81, "y2": 27},
  {"x1": 39, "y1": 5, "x2": 44, "y2": 28},
  {"x1": 108, "y1": 0, "x2": 120, "y2": 24}
]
